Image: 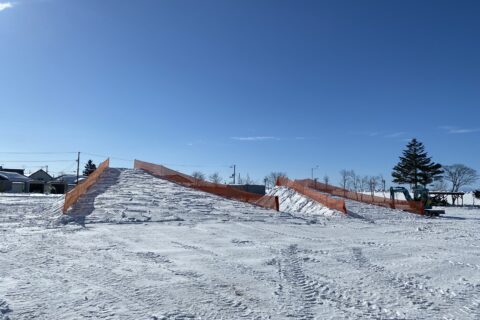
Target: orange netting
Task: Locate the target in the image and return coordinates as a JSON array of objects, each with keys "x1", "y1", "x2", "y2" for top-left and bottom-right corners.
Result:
[
  {"x1": 276, "y1": 177, "x2": 347, "y2": 214},
  {"x1": 295, "y1": 179, "x2": 424, "y2": 215},
  {"x1": 63, "y1": 158, "x2": 110, "y2": 214},
  {"x1": 134, "y1": 159, "x2": 279, "y2": 211}
]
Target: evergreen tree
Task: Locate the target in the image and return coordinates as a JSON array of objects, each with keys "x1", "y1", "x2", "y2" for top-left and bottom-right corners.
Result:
[
  {"x1": 83, "y1": 160, "x2": 97, "y2": 176},
  {"x1": 392, "y1": 138, "x2": 443, "y2": 188}
]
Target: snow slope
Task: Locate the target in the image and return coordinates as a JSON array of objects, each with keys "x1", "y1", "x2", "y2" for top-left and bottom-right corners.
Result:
[
  {"x1": 1, "y1": 169, "x2": 479, "y2": 319},
  {"x1": 63, "y1": 168, "x2": 287, "y2": 225},
  {"x1": 268, "y1": 186, "x2": 339, "y2": 218}
]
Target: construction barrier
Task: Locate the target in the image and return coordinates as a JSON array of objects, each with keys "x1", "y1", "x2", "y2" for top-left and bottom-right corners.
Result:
[
  {"x1": 63, "y1": 158, "x2": 110, "y2": 214},
  {"x1": 134, "y1": 159, "x2": 279, "y2": 211},
  {"x1": 276, "y1": 177, "x2": 347, "y2": 214},
  {"x1": 296, "y1": 179, "x2": 424, "y2": 215}
]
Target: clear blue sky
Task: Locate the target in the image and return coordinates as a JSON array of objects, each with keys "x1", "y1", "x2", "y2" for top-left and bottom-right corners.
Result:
[{"x1": 1, "y1": 0, "x2": 479, "y2": 185}]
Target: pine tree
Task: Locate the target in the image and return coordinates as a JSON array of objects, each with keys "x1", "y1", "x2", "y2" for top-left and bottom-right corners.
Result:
[
  {"x1": 392, "y1": 138, "x2": 443, "y2": 188},
  {"x1": 83, "y1": 160, "x2": 97, "y2": 176}
]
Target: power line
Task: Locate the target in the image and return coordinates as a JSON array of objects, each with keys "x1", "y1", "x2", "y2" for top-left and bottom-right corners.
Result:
[
  {"x1": 0, "y1": 160, "x2": 74, "y2": 163},
  {"x1": 162, "y1": 163, "x2": 231, "y2": 168},
  {"x1": 82, "y1": 152, "x2": 133, "y2": 162},
  {"x1": 0, "y1": 151, "x2": 77, "y2": 154}
]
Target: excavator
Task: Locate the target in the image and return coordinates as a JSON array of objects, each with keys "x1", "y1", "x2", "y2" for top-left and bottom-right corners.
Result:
[{"x1": 390, "y1": 186, "x2": 445, "y2": 216}]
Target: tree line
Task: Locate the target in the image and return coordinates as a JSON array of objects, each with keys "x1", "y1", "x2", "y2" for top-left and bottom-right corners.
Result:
[
  {"x1": 391, "y1": 138, "x2": 478, "y2": 192},
  {"x1": 82, "y1": 140, "x2": 479, "y2": 196},
  {"x1": 337, "y1": 139, "x2": 478, "y2": 194}
]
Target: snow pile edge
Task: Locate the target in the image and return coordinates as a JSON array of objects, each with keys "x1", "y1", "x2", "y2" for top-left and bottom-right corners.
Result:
[{"x1": 268, "y1": 186, "x2": 341, "y2": 217}]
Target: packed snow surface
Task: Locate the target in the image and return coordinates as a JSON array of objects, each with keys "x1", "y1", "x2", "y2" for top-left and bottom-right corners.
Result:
[{"x1": 0, "y1": 168, "x2": 479, "y2": 319}]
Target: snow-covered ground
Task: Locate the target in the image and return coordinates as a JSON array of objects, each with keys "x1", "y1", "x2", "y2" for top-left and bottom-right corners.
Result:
[{"x1": 1, "y1": 168, "x2": 479, "y2": 319}]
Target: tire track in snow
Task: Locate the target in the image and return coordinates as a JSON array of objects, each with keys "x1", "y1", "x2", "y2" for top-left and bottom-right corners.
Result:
[
  {"x1": 165, "y1": 240, "x2": 272, "y2": 319},
  {"x1": 6, "y1": 241, "x2": 156, "y2": 319},
  {"x1": 275, "y1": 244, "x2": 321, "y2": 319},
  {"x1": 276, "y1": 244, "x2": 398, "y2": 319},
  {"x1": 347, "y1": 247, "x2": 477, "y2": 319}
]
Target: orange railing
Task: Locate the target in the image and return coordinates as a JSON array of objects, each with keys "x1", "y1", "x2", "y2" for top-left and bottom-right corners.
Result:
[
  {"x1": 276, "y1": 177, "x2": 347, "y2": 214},
  {"x1": 296, "y1": 179, "x2": 424, "y2": 215},
  {"x1": 134, "y1": 159, "x2": 279, "y2": 211},
  {"x1": 63, "y1": 158, "x2": 110, "y2": 214}
]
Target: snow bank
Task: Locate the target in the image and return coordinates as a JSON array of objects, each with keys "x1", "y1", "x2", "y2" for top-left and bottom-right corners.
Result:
[{"x1": 268, "y1": 186, "x2": 340, "y2": 217}]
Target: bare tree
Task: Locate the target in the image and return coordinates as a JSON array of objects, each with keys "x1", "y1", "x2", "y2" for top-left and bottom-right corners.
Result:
[
  {"x1": 349, "y1": 170, "x2": 360, "y2": 192},
  {"x1": 323, "y1": 175, "x2": 330, "y2": 186},
  {"x1": 361, "y1": 176, "x2": 370, "y2": 192},
  {"x1": 192, "y1": 171, "x2": 205, "y2": 181},
  {"x1": 244, "y1": 174, "x2": 255, "y2": 185},
  {"x1": 208, "y1": 172, "x2": 222, "y2": 184},
  {"x1": 443, "y1": 164, "x2": 478, "y2": 192},
  {"x1": 379, "y1": 174, "x2": 386, "y2": 192},
  {"x1": 368, "y1": 176, "x2": 379, "y2": 198},
  {"x1": 339, "y1": 169, "x2": 351, "y2": 191},
  {"x1": 432, "y1": 179, "x2": 448, "y2": 191},
  {"x1": 264, "y1": 172, "x2": 288, "y2": 189}
]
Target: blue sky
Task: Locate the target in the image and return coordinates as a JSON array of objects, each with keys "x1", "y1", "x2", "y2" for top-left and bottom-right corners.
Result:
[{"x1": 1, "y1": 0, "x2": 479, "y2": 184}]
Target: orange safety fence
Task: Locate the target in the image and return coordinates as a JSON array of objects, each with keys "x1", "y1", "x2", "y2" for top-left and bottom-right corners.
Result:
[
  {"x1": 134, "y1": 159, "x2": 279, "y2": 211},
  {"x1": 295, "y1": 179, "x2": 424, "y2": 215},
  {"x1": 63, "y1": 158, "x2": 110, "y2": 214},
  {"x1": 276, "y1": 177, "x2": 347, "y2": 214}
]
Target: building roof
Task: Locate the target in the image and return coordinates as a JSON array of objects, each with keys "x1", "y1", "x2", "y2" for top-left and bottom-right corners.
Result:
[
  {"x1": 53, "y1": 174, "x2": 87, "y2": 184},
  {"x1": 0, "y1": 171, "x2": 31, "y2": 182},
  {"x1": 0, "y1": 167, "x2": 25, "y2": 175},
  {"x1": 29, "y1": 169, "x2": 53, "y2": 181}
]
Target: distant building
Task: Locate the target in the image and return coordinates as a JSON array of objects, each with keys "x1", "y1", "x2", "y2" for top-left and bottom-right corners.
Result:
[
  {"x1": 230, "y1": 184, "x2": 266, "y2": 195},
  {"x1": 0, "y1": 171, "x2": 31, "y2": 193},
  {"x1": 0, "y1": 166, "x2": 25, "y2": 175},
  {"x1": 48, "y1": 174, "x2": 87, "y2": 194},
  {"x1": 28, "y1": 169, "x2": 54, "y2": 193},
  {"x1": 29, "y1": 169, "x2": 53, "y2": 182}
]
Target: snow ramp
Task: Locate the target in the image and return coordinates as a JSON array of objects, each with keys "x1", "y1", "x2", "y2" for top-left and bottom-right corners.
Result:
[
  {"x1": 63, "y1": 158, "x2": 110, "y2": 213},
  {"x1": 269, "y1": 186, "x2": 340, "y2": 217},
  {"x1": 64, "y1": 168, "x2": 281, "y2": 224},
  {"x1": 296, "y1": 178, "x2": 424, "y2": 215},
  {"x1": 276, "y1": 177, "x2": 347, "y2": 214},
  {"x1": 134, "y1": 159, "x2": 279, "y2": 211}
]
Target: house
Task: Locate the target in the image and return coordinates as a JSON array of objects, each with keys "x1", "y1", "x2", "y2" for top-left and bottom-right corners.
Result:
[
  {"x1": 0, "y1": 171, "x2": 31, "y2": 193},
  {"x1": 28, "y1": 169, "x2": 53, "y2": 193},
  {"x1": 48, "y1": 174, "x2": 86, "y2": 194},
  {"x1": 0, "y1": 166, "x2": 25, "y2": 175},
  {"x1": 29, "y1": 169, "x2": 53, "y2": 182}
]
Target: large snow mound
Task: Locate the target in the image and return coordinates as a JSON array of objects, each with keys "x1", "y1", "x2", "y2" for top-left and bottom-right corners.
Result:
[
  {"x1": 268, "y1": 186, "x2": 340, "y2": 217},
  {"x1": 64, "y1": 168, "x2": 283, "y2": 224}
]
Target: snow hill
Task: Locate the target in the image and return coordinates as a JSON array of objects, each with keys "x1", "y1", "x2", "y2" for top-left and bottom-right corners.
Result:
[
  {"x1": 63, "y1": 168, "x2": 288, "y2": 225},
  {"x1": 61, "y1": 168, "x2": 426, "y2": 225}
]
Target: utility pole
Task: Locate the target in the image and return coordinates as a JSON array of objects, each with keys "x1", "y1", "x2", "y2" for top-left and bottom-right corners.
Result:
[
  {"x1": 76, "y1": 152, "x2": 80, "y2": 185},
  {"x1": 230, "y1": 164, "x2": 236, "y2": 184},
  {"x1": 46, "y1": 165, "x2": 48, "y2": 174}
]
